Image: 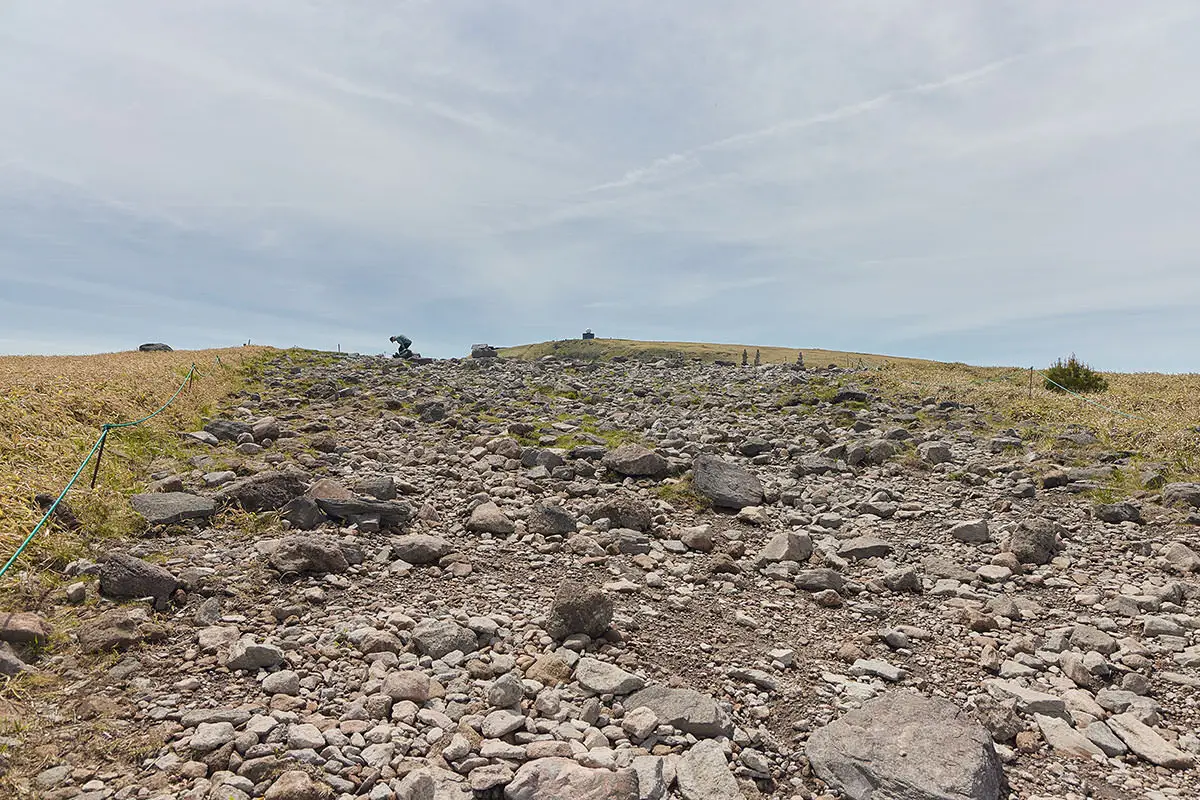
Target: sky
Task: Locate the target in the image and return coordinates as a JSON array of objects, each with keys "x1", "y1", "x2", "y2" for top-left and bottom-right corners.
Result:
[{"x1": 3, "y1": 1, "x2": 1200, "y2": 371}]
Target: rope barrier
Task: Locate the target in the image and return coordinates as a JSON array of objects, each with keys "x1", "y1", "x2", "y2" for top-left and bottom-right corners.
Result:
[
  {"x1": 1035, "y1": 372, "x2": 1151, "y2": 422},
  {"x1": 0, "y1": 363, "x2": 201, "y2": 580}
]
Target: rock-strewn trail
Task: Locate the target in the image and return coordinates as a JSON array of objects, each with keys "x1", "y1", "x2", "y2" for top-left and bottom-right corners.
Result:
[{"x1": 7, "y1": 352, "x2": 1200, "y2": 800}]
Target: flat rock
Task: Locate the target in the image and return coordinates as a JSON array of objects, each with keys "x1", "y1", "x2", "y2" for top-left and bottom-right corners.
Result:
[
  {"x1": 625, "y1": 685, "x2": 732, "y2": 738},
  {"x1": 1108, "y1": 712, "x2": 1194, "y2": 769},
  {"x1": 676, "y1": 739, "x2": 743, "y2": 800},
  {"x1": 574, "y1": 657, "x2": 646, "y2": 695},
  {"x1": 807, "y1": 691, "x2": 1002, "y2": 800},
  {"x1": 412, "y1": 619, "x2": 477, "y2": 659},
  {"x1": 0, "y1": 612, "x2": 52, "y2": 646},
  {"x1": 603, "y1": 443, "x2": 670, "y2": 479},
  {"x1": 130, "y1": 492, "x2": 215, "y2": 525},
  {"x1": 504, "y1": 757, "x2": 638, "y2": 800},
  {"x1": 215, "y1": 471, "x2": 308, "y2": 512}
]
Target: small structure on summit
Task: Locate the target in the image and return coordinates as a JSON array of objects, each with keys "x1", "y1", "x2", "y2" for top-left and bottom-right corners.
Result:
[
  {"x1": 582, "y1": 329, "x2": 595, "y2": 340},
  {"x1": 389, "y1": 334, "x2": 417, "y2": 359},
  {"x1": 471, "y1": 344, "x2": 498, "y2": 359}
]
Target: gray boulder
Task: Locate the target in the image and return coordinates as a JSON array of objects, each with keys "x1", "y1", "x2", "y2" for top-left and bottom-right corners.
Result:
[
  {"x1": 692, "y1": 455, "x2": 763, "y2": 509},
  {"x1": 1162, "y1": 483, "x2": 1200, "y2": 509},
  {"x1": 624, "y1": 685, "x2": 732, "y2": 738},
  {"x1": 268, "y1": 536, "x2": 348, "y2": 575},
  {"x1": 203, "y1": 419, "x2": 252, "y2": 442},
  {"x1": 279, "y1": 496, "x2": 327, "y2": 530},
  {"x1": 391, "y1": 534, "x2": 452, "y2": 565},
  {"x1": 467, "y1": 501, "x2": 515, "y2": 535},
  {"x1": 546, "y1": 581, "x2": 613, "y2": 640},
  {"x1": 130, "y1": 492, "x2": 215, "y2": 526},
  {"x1": 100, "y1": 553, "x2": 181, "y2": 608},
  {"x1": 138, "y1": 343, "x2": 172, "y2": 352},
  {"x1": 807, "y1": 692, "x2": 1002, "y2": 800},
  {"x1": 527, "y1": 504, "x2": 578, "y2": 537},
  {"x1": 1006, "y1": 518, "x2": 1061, "y2": 565},
  {"x1": 1095, "y1": 502, "x2": 1143, "y2": 524},
  {"x1": 412, "y1": 619, "x2": 478, "y2": 659},
  {"x1": 215, "y1": 471, "x2": 308, "y2": 512},
  {"x1": 676, "y1": 739, "x2": 742, "y2": 800},
  {"x1": 505, "y1": 758, "x2": 637, "y2": 800},
  {"x1": 574, "y1": 658, "x2": 645, "y2": 695},
  {"x1": 757, "y1": 531, "x2": 813, "y2": 565},
  {"x1": 603, "y1": 444, "x2": 670, "y2": 479},
  {"x1": 590, "y1": 496, "x2": 652, "y2": 532}
]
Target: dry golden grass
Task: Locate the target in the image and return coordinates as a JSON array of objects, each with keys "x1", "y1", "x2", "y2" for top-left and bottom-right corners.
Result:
[
  {"x1": 872, "y1": 360, "x2": 1200, "y2": 477},
  {"x1": 0, "y1": 347, "x2": 272, "y2": 574}
]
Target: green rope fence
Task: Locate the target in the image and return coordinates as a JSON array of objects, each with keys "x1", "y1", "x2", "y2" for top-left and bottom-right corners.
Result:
[{"x1": 0, "y1": 363, "x2": 201, "y2": 580}]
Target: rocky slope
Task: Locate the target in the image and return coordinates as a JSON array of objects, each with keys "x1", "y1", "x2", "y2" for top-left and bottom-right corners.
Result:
[{"x1": 6, "y1": 351, "x2": 1200, "y2": 800}]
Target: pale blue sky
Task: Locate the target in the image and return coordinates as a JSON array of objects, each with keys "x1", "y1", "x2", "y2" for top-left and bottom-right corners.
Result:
[{"x1": 3, "y1": 1, "x2": 1200, "y2": 371}]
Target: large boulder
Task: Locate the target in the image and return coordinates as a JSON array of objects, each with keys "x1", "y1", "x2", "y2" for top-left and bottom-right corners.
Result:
[
  {"x1": 504, "y1": 757, "x2": 638, "y2": 800},
  {"x1": 692, "y1": 455, "x2": 763, "y2": 509},
  {"x1": 0, "y1": 612, "x2": 52, "y2": 647},
  {"x1": 215, "y1": 471, "x2": 308, "y2": 512},
  {"x1": 138, "y1": 343, "x2": 172, "y2": 352},
  {"x1": 603, "y1": 444, "x2": 670, "y2": 479},
  {"x1": 546, "y1": 581, "x2": 613, "y2": 640},
  {"x1": 624, "y1": 685, "x2": 732, "y2": 738},
  {"x1": 315, "y1": 497, "x2": 412, "y2": 529},
  {"x1": 99, "y1": 553, "x2": 180, "y2": 608},
  {"x1": 268, "y1": 536, "x2": 349, "y2": 575},
  {"x1": 130, "y1": 492, "x2": 215, "y2": 525},
  {"x1": 806, "y1": 692, "x2": 1003, "y2": 800}
]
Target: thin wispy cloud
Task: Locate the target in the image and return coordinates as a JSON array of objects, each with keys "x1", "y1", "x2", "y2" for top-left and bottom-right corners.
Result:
[{"x1": 2, "y1": 1, "x2": 1200, "y2": 370}]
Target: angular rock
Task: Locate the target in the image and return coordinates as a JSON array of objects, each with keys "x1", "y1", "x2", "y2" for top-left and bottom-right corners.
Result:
[
  {"x1": 412, "y1": 619, "x2": 477, "y2": 659},
  {"x1": 838, "y1": 536, "x2": 893, "y2": 560},
  {"x1": 1163, "y1": 542, "x2": 1200, "y2": 572},
  {"x1": 391, "y1": 534, "x2": 452, "y2": 565},
  {"x1": 215, "y1": 471, "x2": 308, "y2": 512},
  {"x1": 279, "y1": 496, "x2": 327, "y2": 530},
  {"x1": 949, "y1": 519, "x2": 990, "y2": 543},
  {"x1": 1162, "y1": 482, "x2": 1200, "y2": 509},
  {"x1": 315, "y1": 497, "x2": 412, "y2": 529},
  {"x1": 603, "y1": 443, "x2": 670, "y2": 479},
  {"x1": 527, "y1": 504, "x2": 578, "y2": 536},
  {"x1": 1107, "y1": 712, "x2": 1194, "y2": 769},
  {"x1": 624, "y1": 685, "x2": 732, "y2": 738},
  {"x1": 591, "y1": 496, "x2": 652, "y2": 532},
  {"x1": 546, "y1": 581, "x2": 613, "y2": 641},
  {"x1": 204, "y1": 419, "x2": 252, "y2": 441},
  {"x1": 0, "y1": 612, "x2": 52, "y2": 646},
  {"x1": 77, "y1": 608, "x2": 167, "y2": 653},
  {"x1": 1034, "y1": 714, "x2": 1103, "y2": 759},
  {"x1": 99, "y1": 553, "x2": 180, "y2": 606},
  {"x1": 676, "y1": 739, "x2": 742, "y2": 800},
  {"x1": 130, "y1": 492, "x2": 215, "y2": 525},
  {"x1": 268, "y1": 536, "x2": 348, "y2": 575},
  {"x1": 574, "y1": 657, "x2": 645, "y2": 695},
  {"x1": 226, "y1": 638, "x2": 284, "y2": 671},
  {"x1": 467, "y1": 501, "x2": 515, "y2": 535},
  {"x1": 504, "y1": 757, "x2": 638, "y2": 800},
  {"x1": 756, "y1": 531, "x2": 812, "y2": 565},
  {"x1": 692, "y1": 455, "x2": 763, "y2": 509},
  {"x1": 807, "y1": 692, "x2": 1003, "y2": 800},
  {"x1": 1095, "y1": 502, "x2": 1142, "y2": 524},
  {"x1": 1006, "y1": 518, "x2": 1060, "y2": 565},
  {"x1": 265, "y1": 770, "x2": 332, "y2": 800}
]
